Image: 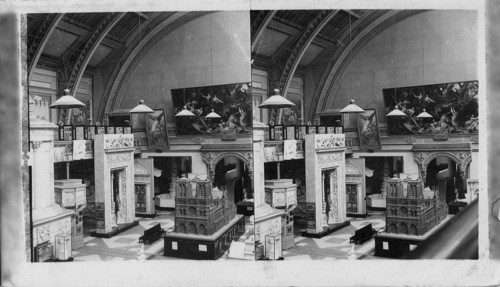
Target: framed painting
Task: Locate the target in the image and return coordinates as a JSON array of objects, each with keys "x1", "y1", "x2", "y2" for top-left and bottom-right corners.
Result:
[
  {"x1": 73, "y1": 126, "x2": 85, "y2": 140},
  {"x1": 171, "y1": 82, "x2": 252, "y2": 135},
  {"x1": 115, "y1": 127, "x2": 124, "y2": 134},
  {"x1": 357, "y1": 109, "x2": 381, "y2": 151},
  {"x1": 307, "y1": 125, "x2": 317, "y2": 135},
  {"x1": 145, "y1": 109, "x2": 170, "y2": 150},
  {"x1": 96, "y1": 126, "x2": 106, "y2": 135},
  {"x1": 285, "y1": 126, "x2": 295, "y2": 140},
  {"x1": 342, "y1": 113, "x2": 359, "y2": 131},
  {"x1": 383, "y1": 80, "x2": 479, "y2": 135},
  {"x1": 62, "y1": 125, "x2": 73, "y2": 141}
]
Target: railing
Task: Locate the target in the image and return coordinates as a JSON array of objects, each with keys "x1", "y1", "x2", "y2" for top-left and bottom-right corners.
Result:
[
  {"x1": 57, "y1": 124, "x2": 132, "y2": 141},
  {"x1": 53, "y1": 125, "x2": 131, "y2": 162},
  {"x1": 402, "y1": 198, "x2": 478, "y2": 259},
  {"x1": 266, "y1": 124, "x2": 343, "y2": 141}
]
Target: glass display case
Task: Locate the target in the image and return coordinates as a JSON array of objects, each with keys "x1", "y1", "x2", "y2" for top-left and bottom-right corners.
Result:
[
  {"x1": 55, "y1": 233, "x2": 72, "y2": 260},
  {"x1": 265, "y1": 233, "x2": 283, "y2": 260}
]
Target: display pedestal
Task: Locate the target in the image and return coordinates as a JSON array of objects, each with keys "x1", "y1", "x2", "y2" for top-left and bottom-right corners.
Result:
[
  {"x1": 347, "y1": 212, "x2": 368, "y2": 218},
  {"x1": 135, "y1": 213, "x2": 156, "y2": 218},
  {"x1": 90, "y1": 220, "x2": 139, "y2": 238},
  {"x1": 237, "y1": 201, "x2": 254, "y2": 216},
  {"x1": 54, "y1": 179, "x2": 87, "y2": 250},
  {"x1": 374, "y1": 216, "x2": 451, "y2": 258},
  {"x1": 448, "y1": 201, "x2": 467, "y2": 214},
  {"x1": 163, "y1": 215, "x2": 245, "y2": 260},
  {"x1": 301, "y1": 220, "x2": 350, "y2": 238}
]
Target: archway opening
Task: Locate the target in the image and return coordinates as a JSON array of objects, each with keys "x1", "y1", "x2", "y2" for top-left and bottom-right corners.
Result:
[
  {"x1": 425, "y1": 156, "x2": 465, "y2": 204},
  {"x1": 213, "y1": 156, "x2": 252, "y2": 204}
]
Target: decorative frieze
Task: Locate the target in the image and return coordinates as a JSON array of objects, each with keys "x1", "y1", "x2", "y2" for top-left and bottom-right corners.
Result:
[
  {"x1": 104, "y1": 134, "x2": 134, "y2": 149},
  {"x1": 107, "y1": 153, "x2": 132, "y2": 164},
  {"x1": 318, "y1": 152, "x2": 343, "y2": 168},
  {"x1": 315, "y1": 134, "x2": 345, "y2": 149}
]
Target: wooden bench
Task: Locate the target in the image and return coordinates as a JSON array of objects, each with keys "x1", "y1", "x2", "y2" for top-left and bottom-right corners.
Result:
[
  {"x1": 139, "y1": 223, "x2": 166, "y2": 245},
  {"x1": 349, "y1": 223, "x2": 377, "y2": 245}
]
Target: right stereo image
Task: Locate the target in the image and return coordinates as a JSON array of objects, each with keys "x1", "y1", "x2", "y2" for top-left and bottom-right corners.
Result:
[{"x1": 251, "y1": 9, "x2": 480, "y2": 260}]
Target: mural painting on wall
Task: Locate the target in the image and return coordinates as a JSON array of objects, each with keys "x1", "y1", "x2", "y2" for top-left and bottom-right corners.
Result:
[
  {"x1": 145, "y1": 109, "x2": 170, "y2": 150},
  {"x1": 357, "y1": 109, "x2": 381, "y2": 151},
  {"x1": 383, "y1": 80, "x2": 479, "y2": 135},
  {"x1": 171, "y1": 83, "x2": 252, "y2": 135},
  {"x1": 281, "y1": 98, "x2": 302, "y2": 125}
]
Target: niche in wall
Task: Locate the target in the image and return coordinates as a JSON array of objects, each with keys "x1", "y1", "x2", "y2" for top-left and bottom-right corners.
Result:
[
  {"x1": 152, "y1": 157, "x2": 192, "y2": 195},
  {"x1": 364, "y1": 156, "x2": 403, "y2": 195},
  {"x1": 214, "y1": 156, "x2": 251, "y2": 204}
]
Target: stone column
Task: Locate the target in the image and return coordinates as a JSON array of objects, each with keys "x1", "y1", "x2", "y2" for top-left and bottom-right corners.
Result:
[
  {"x1": 30, "y1": 118, "x2": 63, "y2": 221},
  {"x1": 253, "y1": 120, "x2": 266, "y2": 212}
]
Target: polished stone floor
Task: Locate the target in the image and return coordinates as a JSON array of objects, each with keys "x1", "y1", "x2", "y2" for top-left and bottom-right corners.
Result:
[
  {"x1": 72, "y1": 211, "x2": 252, "y2": 261},
  {"x1": 282, "y1": 211, "x2": 386, "y2": 261},
  {"x1": 71, "y1": 210, "x2": 384, "y2": 261}
]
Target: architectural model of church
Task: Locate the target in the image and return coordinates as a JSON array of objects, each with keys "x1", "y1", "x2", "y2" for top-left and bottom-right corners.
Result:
[
  {"x1": 174, "y1": 178, "x2": 237, "y2": 235},
  {"x1": 385, "y1": 178, "x2": 448, "y2": 236}
]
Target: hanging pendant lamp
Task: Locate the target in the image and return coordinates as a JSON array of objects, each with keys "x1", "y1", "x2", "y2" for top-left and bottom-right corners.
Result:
[
  {"x1": 130, "y1": 100, "x2": 154, "y2": 113},
  {"x1": 387, "y1": 106, "x2": 406, "y2": 117},
  {"x1": 417, "y1": 109, "x2": 433, "y2": 119},
  {"x1": 259, "y1": 89, "x2": 295, "y2": 109},
  {"x1": 49, "y1": 89, "x2": 86, "y2": 109},
  {"x1": 205, "y1": 108, "x2": 221, "y2": 119},
  {"x1": 339, "y1": 99, "x2": 364, "y2": 113},
  {"x1": 129, "y1": 14, "x2": 154, "y2": 114},
  {"x1": 175, "y1": 106, "x2": 195, "y2": 117},
  {"x1": 416, "y1": 15, "x2": 432, "y2": 120}
]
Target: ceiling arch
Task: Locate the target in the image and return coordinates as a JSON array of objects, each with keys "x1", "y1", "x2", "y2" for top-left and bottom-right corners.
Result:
[
  {"x1": 101, "y1": 11, "x2": 214, "y2": 119},
  {"x1": 311, "y1": 10, "x2": 427, "y2": 122}
]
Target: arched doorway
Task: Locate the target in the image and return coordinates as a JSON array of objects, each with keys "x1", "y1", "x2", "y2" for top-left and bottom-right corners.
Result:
[
  {"x1": 425, "y1": 156, "x2": 464, "y2": 204},
  {"x1": 213, "y1": 156, "x2": 252, "y2": 204}
]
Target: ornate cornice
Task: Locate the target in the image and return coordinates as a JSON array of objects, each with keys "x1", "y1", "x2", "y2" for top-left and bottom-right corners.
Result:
[
  {"x1": 201, "y1": 143, "x2": 252, "y2": 152},
  {"x1": 413, "y1": 143, "x2": 472, "y2": 152}
]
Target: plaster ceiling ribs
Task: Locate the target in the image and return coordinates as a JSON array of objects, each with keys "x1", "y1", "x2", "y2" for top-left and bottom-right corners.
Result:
[
  {"x1": 251, "y1": 10, "x2": 277, "y2": 52},
  {"x1": 27, "y1": 13, "x2": 64, "y2": 79},
  {"x1": 274, "y1": 10, "x2": 339, "y2": 97},
  {"x1": 101, "y1": 11, "x2": 213, "y2": 120},
  {"x1": 309, "y1": 10, "x2": 426, "y2": 123},
  {"x1": 57, "y1": 12, "x2": 125, "y2": 96}
]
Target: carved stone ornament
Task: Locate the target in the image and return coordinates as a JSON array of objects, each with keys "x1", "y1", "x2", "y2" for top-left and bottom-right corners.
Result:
[
  {"x1": 134, "y1": 162, "x2": 150, "y2": 175},
  {"x1": 202, "y1": 151, "x2": 253, "y2": 181},
  {"x1": 37, "y1": 225, "x2": 50, "y2": 243},
  {"x1": 413, "y1": 148, "x2": 472, "y2": 182},
  {"x1": 345, "y1": 160, "x2": 361, "y2": 175},
  {"x1": 104, "y1": 134, "x2": 134, "y2": 149},
  {"x1": 107, "y1": 153, "x2": 132, "y2": 164},
  {"x1": 31, "y1": 141, "x2": 43, "y2": 150},
  {"x1": 318, "y1": 153, "x2": 343, "y2": 168},
  {"x1": 315, "y1": 134, "x2": 345, "y2": 149},
  {"x1": 57, "y1": 219, "x2": 71, "y2": 235}
]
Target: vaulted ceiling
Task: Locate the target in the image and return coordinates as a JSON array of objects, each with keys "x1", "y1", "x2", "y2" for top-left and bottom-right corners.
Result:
[
  {"x1": 251, "y1": 9, "x2": 425, "y2": 121},
  {"x1": 27, "y1": 10, "x2": 421, "y2": 122}
]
